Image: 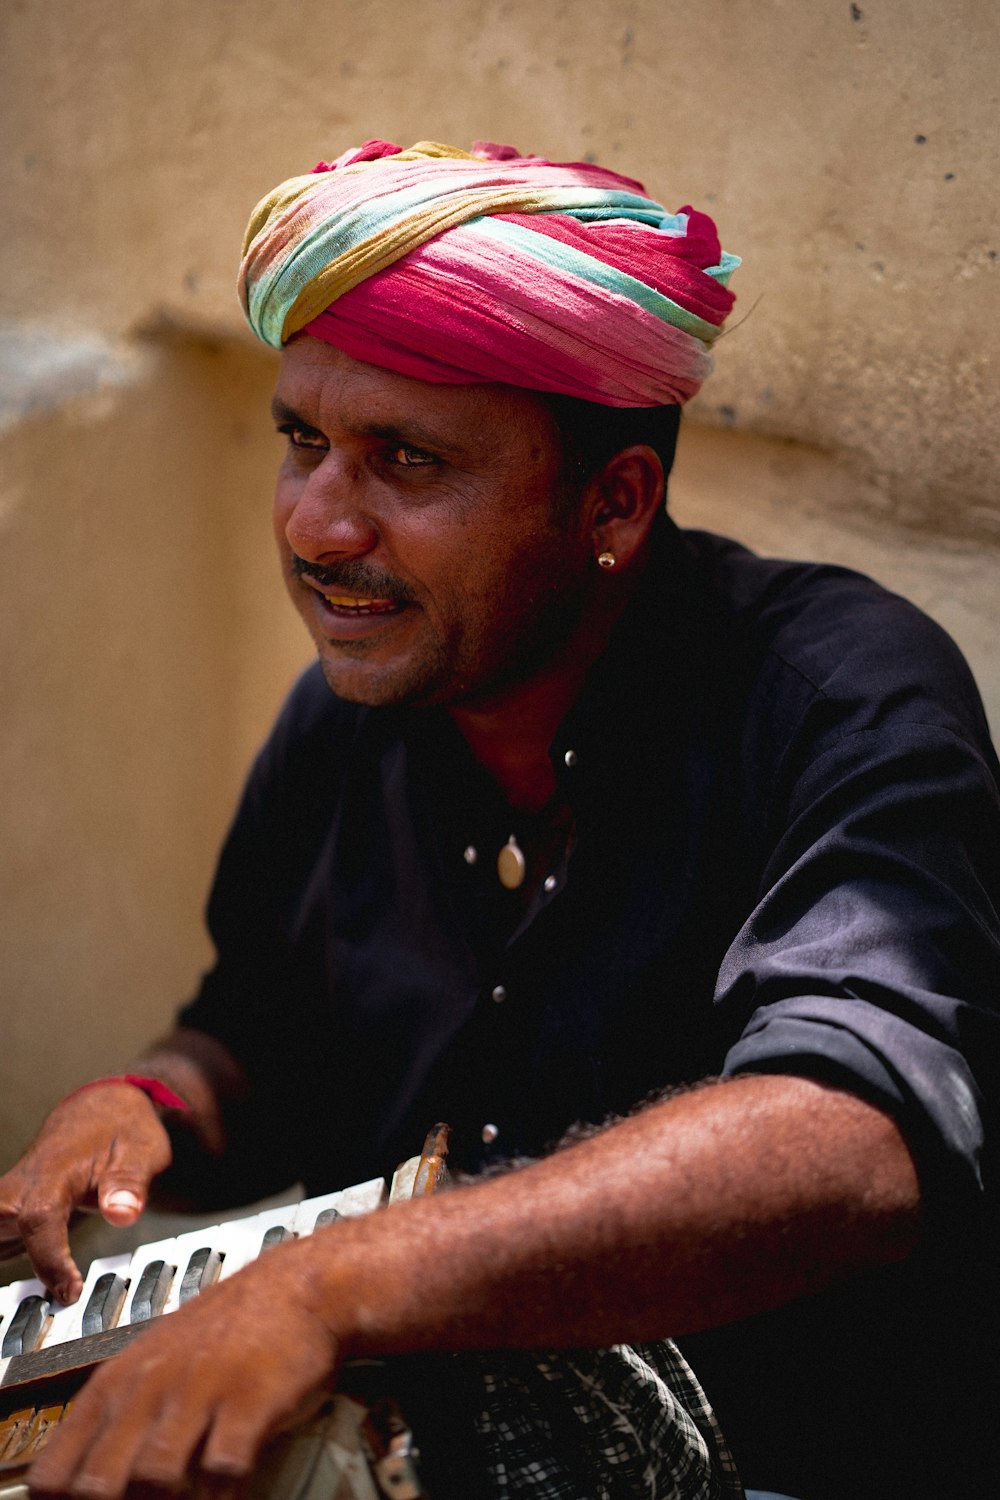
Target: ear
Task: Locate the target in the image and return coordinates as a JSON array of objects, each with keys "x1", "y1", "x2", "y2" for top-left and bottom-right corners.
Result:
[{"x1": 584, "y1": 445, "x2": 665, "y2": 571}]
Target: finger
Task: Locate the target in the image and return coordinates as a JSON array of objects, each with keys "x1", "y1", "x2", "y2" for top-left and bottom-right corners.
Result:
[
  {"x1": 125, "y1": 1391, "x2": 219, "y2": 1492},
  {"x1": 31, "y1": 1390, "x2": 157, "y2": 1500},
  {"x1": 96, "y1": 1160, "x2": 154, "y2": 1228},
  {"x1": 27, "y1": 1390, "x2": 115, "y2": 1497},
  {"x1": 17, "y1": 1204, "x2": 83, "y2": 1305},
  {"x1": 201, "y1": 1380, "x2": 300, "y2": 1479},
  {"x1": 96, "y1": 1118, "x2": 172, "y2": 1228},
  {"x1": 67, "y1": 1426, "x2": 150, "y2": 1500}
]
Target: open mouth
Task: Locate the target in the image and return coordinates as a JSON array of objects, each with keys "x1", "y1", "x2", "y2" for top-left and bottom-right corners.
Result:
[{"x1": 319, "y1": 591, "x2": 403, "y2": 616}]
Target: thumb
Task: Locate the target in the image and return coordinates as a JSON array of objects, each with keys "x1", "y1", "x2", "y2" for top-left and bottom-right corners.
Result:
[
  {"x1": 97, "y1": 1158, "x2": 154, "y2": 1226},
  {"x1": 96, "y1": 1107, "x2": 172, "y2": 1225},
  {"x1": 99, "y1": 1183, "x2": 146, "y2": 1224}
]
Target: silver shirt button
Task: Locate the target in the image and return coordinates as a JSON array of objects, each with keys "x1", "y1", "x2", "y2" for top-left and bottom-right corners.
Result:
[
  {"x1": 543, "y1": 875, "x2": 557, "y2": 893},
  {"x1": 563, "y1": 749, "x2": 578, "y2": 767},
  {"x1": 481, "y1": 1123, "x2": 500, "y2": 1145},
  {"x1": 463, "y1": 845, "x2": 478, "y2": 865},
  {"x1": 491, "y1": 985, "x2": 507, "y2": 1004}
]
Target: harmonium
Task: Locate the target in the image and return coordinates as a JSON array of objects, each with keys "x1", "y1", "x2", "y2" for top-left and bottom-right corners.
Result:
[{"x1": 0, "y1": 1128, "x2": 453, "y2": 1500}]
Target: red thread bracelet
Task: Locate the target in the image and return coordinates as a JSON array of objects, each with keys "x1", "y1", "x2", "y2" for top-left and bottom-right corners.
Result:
[{"x1": 62, "y1": 1074, "x2": 189, "y2": 1112}]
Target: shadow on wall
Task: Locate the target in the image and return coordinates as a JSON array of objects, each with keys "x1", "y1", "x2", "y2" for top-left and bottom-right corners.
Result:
[
  {"x1": 0, "y1": 333, "x2": 310, "y2": 1168},
  {"x1": 670, "y1": 424, "x2": 1000, "y2": 742}
]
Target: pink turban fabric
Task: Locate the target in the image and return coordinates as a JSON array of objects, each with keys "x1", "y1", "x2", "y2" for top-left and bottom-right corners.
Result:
[{"x1": 238, "y1": 139, "x2": 739, "y2": 407}]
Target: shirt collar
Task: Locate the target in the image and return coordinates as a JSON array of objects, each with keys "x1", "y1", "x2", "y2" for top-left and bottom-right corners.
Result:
[{"x1": 549, "y1": 515, "x2": 710, "y2": 813}]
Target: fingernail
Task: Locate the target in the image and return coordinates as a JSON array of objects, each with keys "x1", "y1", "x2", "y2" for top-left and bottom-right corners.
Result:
[{"x1": 105, "y1": 1189, "x2": 142, "y2": 1211}]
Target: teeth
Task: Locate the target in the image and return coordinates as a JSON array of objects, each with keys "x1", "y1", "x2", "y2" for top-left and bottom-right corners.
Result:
[{"x1": 323, "y1": 593, "x2": 394, "y2": 610}]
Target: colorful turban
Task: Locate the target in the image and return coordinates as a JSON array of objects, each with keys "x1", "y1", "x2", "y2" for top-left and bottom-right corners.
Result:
[{"x1": 238, "y1": 139, "x2": 739, "y2": 407}]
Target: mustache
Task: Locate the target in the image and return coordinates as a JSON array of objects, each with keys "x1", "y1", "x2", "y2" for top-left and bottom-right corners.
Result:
[{"x1": 290, "y1": 554, "x2": 415, "y2": 603}]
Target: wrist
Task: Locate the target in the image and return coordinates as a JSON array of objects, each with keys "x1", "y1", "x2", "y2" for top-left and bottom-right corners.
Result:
[
  {"x1": 304, "y1": 1198, "x2": 468, "y2": 1360},
  {"x1": 62, "y1": 1074, "x2": 190, "y2": 1112}
]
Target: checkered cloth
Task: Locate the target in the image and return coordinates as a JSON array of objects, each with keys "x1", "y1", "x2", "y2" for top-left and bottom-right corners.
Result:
[
  {"x1": 468, "y1": 1341, "x2": 744, "y2": 1499},
  {"x1": 247, "y1": 1341, "x2": 743, "y2": 1499}
]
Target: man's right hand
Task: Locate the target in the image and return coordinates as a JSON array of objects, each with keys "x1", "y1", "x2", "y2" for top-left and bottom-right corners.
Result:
[{"x1": 0, "y1": 1083, "x2": 172, "y2": 1306}]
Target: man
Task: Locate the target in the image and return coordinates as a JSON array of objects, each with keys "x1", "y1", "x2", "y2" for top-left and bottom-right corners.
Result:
[{"x1": 2, "y1": 140, "x2": 998, "y2": 1500}]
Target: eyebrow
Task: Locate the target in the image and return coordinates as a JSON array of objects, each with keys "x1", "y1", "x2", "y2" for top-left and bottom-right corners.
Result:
[
  {"x1": 271, "y1": 396, "x2": 309, "y2": 427},
  {"x1": 270, "y1": 397, "x2": 471, "y2": 459}
]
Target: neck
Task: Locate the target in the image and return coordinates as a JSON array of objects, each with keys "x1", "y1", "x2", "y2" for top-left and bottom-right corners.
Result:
[
  {"x1": 448, "y1": 671, "x2": 579, "y2": 813},
  {"x1": 448, "y1": 575, "x2": 638, "y2": 811}
]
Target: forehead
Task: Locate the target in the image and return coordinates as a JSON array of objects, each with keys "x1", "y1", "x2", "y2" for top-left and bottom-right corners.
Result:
[{"x1": 273, "y1": 336, "x2": 562, "y2": 459}]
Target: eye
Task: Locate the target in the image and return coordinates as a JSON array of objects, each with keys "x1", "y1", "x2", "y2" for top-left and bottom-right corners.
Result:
[
  {"x1": 388, "y1": 445, "x2": 439, "y2": 468},
  {"x1": 277, "y1": 421, "x2": 328, "y2": 451}
]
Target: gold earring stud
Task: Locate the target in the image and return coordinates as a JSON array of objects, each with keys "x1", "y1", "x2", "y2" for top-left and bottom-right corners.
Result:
[{"x1": 597, "y1": 551, "x2": 616, "y2": 570}]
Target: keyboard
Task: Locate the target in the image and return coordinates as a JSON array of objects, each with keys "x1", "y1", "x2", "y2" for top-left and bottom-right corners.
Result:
[{"x1": 0, "y1": 1138, "x2": 448, "y2": 1499}]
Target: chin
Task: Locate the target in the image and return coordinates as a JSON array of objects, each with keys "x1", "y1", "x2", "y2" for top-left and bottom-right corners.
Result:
[{"x1": 316, "y1": 646, "x2": 451, "y2": 710}]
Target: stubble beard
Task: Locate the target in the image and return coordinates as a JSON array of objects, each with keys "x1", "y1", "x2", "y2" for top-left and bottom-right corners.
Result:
[
  {"x1": 311, "y1": 564, "x2": 589, "y2": 712},
  {"x1": 295, "y1": 484, "x2": 591, "y2": 711},
  {"x1": 314, "y1": 624, "x2": 452, "y2": 709}
]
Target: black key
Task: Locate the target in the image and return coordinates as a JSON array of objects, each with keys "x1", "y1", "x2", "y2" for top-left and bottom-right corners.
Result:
[
  {"x1": 2, "y1": 1295, "x2": 48, "y2": 1357},
  {"x1": 82, "y1": 1272, "x2": 129, "y2": 1335},
  {"x1": 129, "y1": 1260, "x2": 175, "y2": 1322},
  {"x1": 260, "y1": 1225, "x2": 294, "y2": 1252},
  {"x1": 179, "y1": 1247, "x2": 223, "y2": 1304}
]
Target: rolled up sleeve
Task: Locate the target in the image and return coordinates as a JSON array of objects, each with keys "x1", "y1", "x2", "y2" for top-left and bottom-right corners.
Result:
[{"x1": 719, "y1": 653, "x2": 1000, "y2": 1234}]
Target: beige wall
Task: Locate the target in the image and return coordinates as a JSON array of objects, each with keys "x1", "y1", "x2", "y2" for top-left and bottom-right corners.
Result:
[
  {"x1": 0, "y1": 340, "x2": 311, "y2": 1165},
  {"x1": 1, "y1": 0, "x2": 997, "y2": 1170}
]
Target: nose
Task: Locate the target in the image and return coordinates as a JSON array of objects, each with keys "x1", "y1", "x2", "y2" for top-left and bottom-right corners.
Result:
[{"x1": 279, "y1": 454, "x2": 380, "y2": 565}]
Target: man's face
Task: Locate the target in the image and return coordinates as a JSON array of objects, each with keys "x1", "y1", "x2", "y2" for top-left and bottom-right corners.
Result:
[{"x1": 271, "y1": 338, "x2": 594, "y2": 709}]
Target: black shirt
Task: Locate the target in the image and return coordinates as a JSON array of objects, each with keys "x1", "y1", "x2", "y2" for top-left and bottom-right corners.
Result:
[{"x1": 181, "y1": 519, "x2": 1000, "y2": 1498}]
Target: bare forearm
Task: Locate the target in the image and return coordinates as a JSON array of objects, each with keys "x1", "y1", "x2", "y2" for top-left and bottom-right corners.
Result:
[
  {"x1": 328, "y1": 1074, "x2": 921, "y2": 1355},
  {"x1": 27, "y1": 1073, "x2": 922, "y2": 1497}
]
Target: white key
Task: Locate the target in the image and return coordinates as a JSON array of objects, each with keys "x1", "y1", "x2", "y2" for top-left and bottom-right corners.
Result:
[
  {"x1": 200, "y1": 1182, "x2": 387, "y2": 1290},
  {"x1": 293, "y1": 1178, "x2": 387, "y2": 1234},
  {"x1": 0, "y1": 1174, "x2": 397, "y2": 1385},
  {"x1": 0, "y1": 1282, "x2": 21, "y2": 1334},
  {"x1": 176, "y1": 1185, "x2": 389, "y2": 1303},
  {"x1": 5, "y1": 1175, "x2": 390, "y2": 1354},
  {"x1": 42, "y1": 1253, "x2": 132, "y2": 1346},
  {"x1": 152, "y1": 1225, "x2": 228, "y2": 1316},
  {"x1": 389, "y1": 1158, "x2": 421, "y2": 1204},
  {"x1": 2, "y1": 1277, "x2": 46, "y2": 1306},
  {"x1": 111, "y1": 1203, "x2": 313, "y2": 1321},
  {"x1": 119, "y1": 1235, "x2": 184, "y2": 1324},
  {"x1": 158, "y1": 1218, "x2": 295, "y2": 1313},
  {"x1": 215, "y1": 1204, "x2": 302, "y2": 1281}
]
